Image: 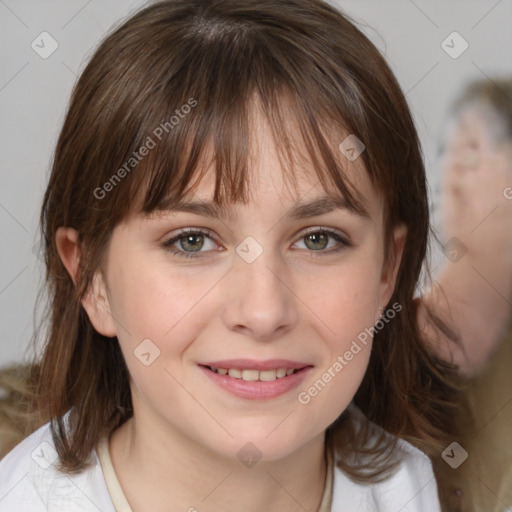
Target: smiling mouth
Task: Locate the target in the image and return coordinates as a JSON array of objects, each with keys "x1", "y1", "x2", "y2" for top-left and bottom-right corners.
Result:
[
  {"x1": 203, "y1": 366, "x2": 303, "y2": 382},
  {"x1": 198, "y1": 363, "x2": 313, "y2": 400}
]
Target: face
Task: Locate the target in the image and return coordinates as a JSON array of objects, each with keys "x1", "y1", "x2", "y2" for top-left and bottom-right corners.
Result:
[
  {"x1": 442, "y1": 104, "x2": 505, "y2": 170},
  {"x1": 439, "y1": 104, "x2": 512, "y2": 238},
  {"x1": 82, "y1": 107, "x2": 405, "y2": 462}
]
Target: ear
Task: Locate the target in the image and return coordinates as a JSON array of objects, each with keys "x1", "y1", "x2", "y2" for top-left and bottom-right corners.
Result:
[
  {"x1": 56, "y1": 227, "x2": 117, "y2": 337},
  {"x1": 377, "y1": 223, "x2": 407, "y2": 318}
]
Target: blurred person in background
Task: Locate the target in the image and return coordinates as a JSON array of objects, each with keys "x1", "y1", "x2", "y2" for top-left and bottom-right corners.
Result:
[{"x1": 422, "y1": 77, "x2": 512, "y2": 512}]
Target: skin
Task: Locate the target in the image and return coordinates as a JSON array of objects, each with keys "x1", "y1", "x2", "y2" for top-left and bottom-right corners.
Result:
[
  {"x1": 56, "y1": 103, "x2": 406, "y2": 512},
  {"x1": 420, "y1": 105, "x2": 512, "y2": 376}
]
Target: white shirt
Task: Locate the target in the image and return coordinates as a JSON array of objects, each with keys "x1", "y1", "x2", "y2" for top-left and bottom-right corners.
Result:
[{"x1": 0, "y1": 418, "x2": 441, "y2": 511}]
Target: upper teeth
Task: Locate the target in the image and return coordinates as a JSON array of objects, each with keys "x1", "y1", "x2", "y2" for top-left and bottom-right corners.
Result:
[{"x1": 211, "y1": 367, "x2": 296, "y2": 381}]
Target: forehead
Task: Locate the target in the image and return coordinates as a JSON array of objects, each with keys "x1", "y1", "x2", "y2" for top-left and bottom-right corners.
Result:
[{"x1": 453, "y1": 103, "x2": 504, "y2": 138}]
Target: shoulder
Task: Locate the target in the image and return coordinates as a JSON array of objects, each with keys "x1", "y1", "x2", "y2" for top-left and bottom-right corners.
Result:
[
  {"x1": 0, "y1": 419, "x2": 115, "y2": 512},
  {"x1": 330, "y1": 407, "x2": 441, "y2": 511},
  {"x1": 331, "y1": 439, "x2": 440, "y2": 511},
  {"x1": 372, "y1": 437, "x2": 441, "y2": 511}
]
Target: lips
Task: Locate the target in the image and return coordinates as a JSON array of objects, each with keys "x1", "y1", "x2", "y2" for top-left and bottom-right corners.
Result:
[
  {"x1": 199, "y1": 359, "x2": 310, "y2": 381},
  {"x1": 198, "y1": 359, "x2": 313, "y2": 400}
]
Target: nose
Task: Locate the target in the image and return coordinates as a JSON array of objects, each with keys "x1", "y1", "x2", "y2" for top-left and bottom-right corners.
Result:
[{"x1": 220, "y1": 246, "x2": 298, "y2": 342}]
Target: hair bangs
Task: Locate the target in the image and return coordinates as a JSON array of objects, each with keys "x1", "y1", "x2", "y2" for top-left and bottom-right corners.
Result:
[{"x1": 120, "y1": 74, "x2": 370, "y2": 222}]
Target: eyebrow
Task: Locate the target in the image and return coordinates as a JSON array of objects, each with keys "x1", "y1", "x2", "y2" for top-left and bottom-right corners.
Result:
[{"x1": 155, "y1": 195, "x2": 370, "y2": 220}]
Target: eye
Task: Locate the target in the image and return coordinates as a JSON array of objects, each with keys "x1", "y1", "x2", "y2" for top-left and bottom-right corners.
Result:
[
  {"x1": 162, "y1": 229, "x2": 219, "y2": 259},
  {"x1": 293, "y1": 227, "x2": 350, "y2": 255},
  {"x1": 162, "y1": 226, "x2": 350, "y2": 260}
]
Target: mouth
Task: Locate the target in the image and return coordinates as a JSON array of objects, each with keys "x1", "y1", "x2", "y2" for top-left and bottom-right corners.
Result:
[
  {"x1": 198, "y1": 360, "x2": 313, "y2": 400},
  {"x1": 202, "y1": 366, "x2": 302, "y2": 381}
]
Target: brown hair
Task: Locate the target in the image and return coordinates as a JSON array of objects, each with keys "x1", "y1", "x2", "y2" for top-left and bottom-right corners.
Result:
[{"x1": 17, "y1": 0, "x2": 461, "y2": 481}]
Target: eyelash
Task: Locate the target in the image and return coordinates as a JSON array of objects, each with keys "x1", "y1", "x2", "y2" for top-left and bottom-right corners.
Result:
[{"x1": 162, "y1": 227, "x2": 350, "y2": 259}]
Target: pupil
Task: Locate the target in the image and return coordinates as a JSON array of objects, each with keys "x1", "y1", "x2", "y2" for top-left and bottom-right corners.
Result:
[
  {"x1": 182, "y1": 234, "x2": 203, "y2": 252},
  {"x1": 306, "y1": 233, "x2": 327, "y2": 250}
]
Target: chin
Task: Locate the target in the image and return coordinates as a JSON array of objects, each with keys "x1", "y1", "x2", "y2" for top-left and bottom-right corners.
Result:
[{"x1": 221, "y1": 424, "x2": 313, "y2": 463}]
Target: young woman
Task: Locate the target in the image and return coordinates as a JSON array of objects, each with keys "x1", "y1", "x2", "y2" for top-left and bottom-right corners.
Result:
[{"x1": 0, "y1": 1, "x2": 460, "y2": 510}]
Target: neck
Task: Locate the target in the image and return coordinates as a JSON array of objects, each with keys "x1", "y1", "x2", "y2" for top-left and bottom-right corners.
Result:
[{"x1": 109, "y1": 413, "x2": 328, "y2": 512}]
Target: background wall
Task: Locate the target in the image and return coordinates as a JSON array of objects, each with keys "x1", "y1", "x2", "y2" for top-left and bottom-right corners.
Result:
[{"x1": 1, "y1": 0, "x2": 511, "y2": 366}]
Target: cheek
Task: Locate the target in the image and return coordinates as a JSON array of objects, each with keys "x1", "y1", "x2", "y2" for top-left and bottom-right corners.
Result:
[
  {"x1": 107, "y1": 257, "x2": 228, "y2": 360},
  {"x1": 308, "y1": 253, "x2": 383, "y2": 339},
  {"x1": 295, "y1": 251, "x2": 381, "y2": 418},
  {"x1": 106, "y1": 262, "x2": 215, "y2": 407},
  {"x1": 106, "y1": 260, "x2": 234, "y2": 388},
  {"x1": 296, "y1": 292, "x2": 374, "y2": 435},
  {"x1": 296, "y1": 289, "x2": 375, "y2": 431}
]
